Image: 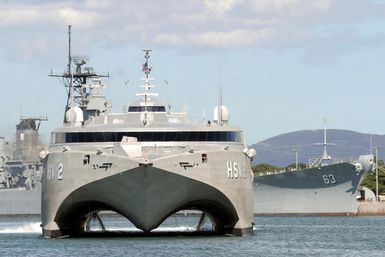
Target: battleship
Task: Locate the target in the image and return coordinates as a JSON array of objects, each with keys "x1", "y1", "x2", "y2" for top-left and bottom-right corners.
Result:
[
  {"x1": 253, "y1": 122, "x2": 374, "y2": 216},
  {"x1": 0, "y1": 117, "x2": 46, "y2": 215},
  {"x1": 41, "y1": 27, "x2": 255, "y2": 238}
]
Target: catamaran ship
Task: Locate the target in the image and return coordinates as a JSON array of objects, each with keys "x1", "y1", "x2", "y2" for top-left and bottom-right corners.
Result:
[
  {"x1": 41, "y1": 27, "x2": 255, "y2": 238},
  {"x1": 0, "y1": 117, "x2": 46, "y2": 215},
  {"x1": 253, "y1": 122, "x2": 374, "y2": 216}
]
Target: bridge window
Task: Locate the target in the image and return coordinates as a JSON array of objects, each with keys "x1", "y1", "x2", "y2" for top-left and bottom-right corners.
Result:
[
  {"x1": 52, "y1": 131, "x2": 242, "y2": 144},
  {"x1": 128, "y1": 106, "x2": 166, "y2": 112}
]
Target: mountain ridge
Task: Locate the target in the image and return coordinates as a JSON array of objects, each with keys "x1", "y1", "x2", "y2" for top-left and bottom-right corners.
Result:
[{"x1": 251, "y1": 129, "x2": 385, "y2": 166}]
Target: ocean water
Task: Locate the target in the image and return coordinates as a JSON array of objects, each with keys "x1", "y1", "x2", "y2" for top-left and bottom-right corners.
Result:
[{"x1": 0, "y1": 215, "x2": 384, "y2": 257}]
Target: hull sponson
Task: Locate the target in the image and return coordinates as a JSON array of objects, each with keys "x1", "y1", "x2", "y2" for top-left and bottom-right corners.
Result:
[
  {"x1": 42, "y1": 149, "x2": 254, "y2": 237},
  {"x1": 253, "y1": 163, "x2": 367, "y2": 215}
]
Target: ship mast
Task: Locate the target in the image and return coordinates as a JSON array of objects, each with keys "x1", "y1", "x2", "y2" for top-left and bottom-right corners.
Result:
[
  {"x1": 320, "y1": 118, "x2": 337, "y2": 159},
  {"x1": 138, "y1": 49, "x2": 158, "y2": 126},
  {"x1": 314, "y1": 118, "x2": 336, "y2": 164},
  {"x1": 217, "y1": 86, "x2": 223, "y2": 126},
  {"x1": 49, "y1": 25, "x2": 109, "y2": 124},
  {"x1": 218, "y1": 46, "x2": 223, "y2": 126},
  {"x1": 68, "y1": 25, "x2": 74, "y2": 109},
  {"x1": 322, "y1": 119, "x2": 328, "y2": 159},
  {"x1": 143, "y1": 50, "x2": 151, "y2": 126},
  {"x1": 143, "y1": 49, "x2": 151, "y2": 125}
]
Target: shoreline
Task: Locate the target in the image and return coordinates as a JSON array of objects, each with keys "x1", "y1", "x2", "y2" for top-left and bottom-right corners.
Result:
[{"x1": 357, "y1": 202, "x2": 385, "y2": 215}]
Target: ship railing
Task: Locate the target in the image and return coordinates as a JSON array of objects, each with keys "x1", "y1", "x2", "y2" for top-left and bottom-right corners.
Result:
[
  {"x1": 308, "y1": 158, "x2": 343, "y2": 168},
  {"x1": 254, "y1": 164, "x2": 313, "y2": 176},
  {"x1": 254, "y1": 169, "x2": 288, "y2": 176}
]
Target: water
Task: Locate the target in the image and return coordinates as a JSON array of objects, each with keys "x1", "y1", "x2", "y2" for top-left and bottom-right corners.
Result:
[{"x1": 0, "y1": 216, "x2": 384, "y2": 257}]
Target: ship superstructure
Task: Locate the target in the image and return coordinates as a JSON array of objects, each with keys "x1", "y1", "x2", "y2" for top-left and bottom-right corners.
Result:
[
  {"x1": 41, "y1": 28, "x2": 255, "y2": 238},
  {"x1": 0, "y1": 117, "x2": 46, "y2": 215}
]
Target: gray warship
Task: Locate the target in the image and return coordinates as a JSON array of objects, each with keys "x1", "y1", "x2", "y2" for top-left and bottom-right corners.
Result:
[
  {"x1": 253, "y1": 122, "x2": 374, "y2": 216},
  {"x1": 0, "y1": 117, "x2": 46, "y2": 215},
  {"x1": 41, "y1": 28, "x2": 255, "y2": 238}
]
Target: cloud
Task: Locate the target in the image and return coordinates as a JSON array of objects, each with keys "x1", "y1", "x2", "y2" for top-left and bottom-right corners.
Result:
[
  {"x1": 155, "y1": 28, "x2": 277, "y2": 48},
  {"x1": 189, "y1": 28, "x2": 277, "y2": 48},
  {"x1": 0, "y1": 0, "x2": 384, "y2": 64},
  {"x1": 154, "y1": 34, "x2": 185, "y2": 45},
  {"x1": 0, "y1": 3, "x2": 100, "y2": 29},
  {"x1": 250, "y1": 0, "x2": 303, "y2": 12},
  {"x1": 203, "y1": 0, "x2": 243, "y2": 14}
]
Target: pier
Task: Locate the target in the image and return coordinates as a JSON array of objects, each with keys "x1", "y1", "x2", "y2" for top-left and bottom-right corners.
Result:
[{"x1": 357, "y1": 201, "x2": 385, "y2": 215}]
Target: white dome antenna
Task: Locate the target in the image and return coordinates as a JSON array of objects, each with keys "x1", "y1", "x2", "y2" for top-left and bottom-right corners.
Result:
[
  {"x1": 213, "y1": 86, "x2": 230, "y2": 125},
  {"x1": 65, "y1": 106, "x2": 84, "y2": 127},
  {"x1": 213, "y1": 105, "x2": 230, "y2": 125}
]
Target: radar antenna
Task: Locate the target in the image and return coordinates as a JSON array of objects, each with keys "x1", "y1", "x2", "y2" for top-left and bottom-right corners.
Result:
[{"x1": 49, "y1": 25, "x2": 109, "y2": 124}]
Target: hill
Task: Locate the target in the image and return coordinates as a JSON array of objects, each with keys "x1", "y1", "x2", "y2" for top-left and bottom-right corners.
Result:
[{"x1": 251, "y1": 129, "x2": 385, "y2": 166}]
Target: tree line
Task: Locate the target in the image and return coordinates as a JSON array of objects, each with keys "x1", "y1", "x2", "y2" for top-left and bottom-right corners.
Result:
[{"x1": 361, "y1": 159, "x2": 385, "y2": 195}]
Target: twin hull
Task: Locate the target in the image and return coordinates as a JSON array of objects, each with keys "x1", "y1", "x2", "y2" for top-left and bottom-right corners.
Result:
[
  {"x1": 253, "y1": 162, "x2": 367, "y2": 215},
  {"x1": 42, "y1": 148, "x2": 254, "y2": 237}
]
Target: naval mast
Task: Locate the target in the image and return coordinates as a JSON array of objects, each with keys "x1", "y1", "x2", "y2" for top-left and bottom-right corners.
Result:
[{"x1": 49, "y1": 25, "x2": 109, "y2": 124}]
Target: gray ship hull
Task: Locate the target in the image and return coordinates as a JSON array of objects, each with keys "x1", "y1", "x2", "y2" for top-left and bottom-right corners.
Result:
[
  {"x1": 0, "y1": 185, "x2": 41, "y2": 215},
  {"x1": 253, "y1": 161, "x2": 370, "y2": 216},
  {"x1": 42, "y1": 148, "x2": 254, "y2": 237}
]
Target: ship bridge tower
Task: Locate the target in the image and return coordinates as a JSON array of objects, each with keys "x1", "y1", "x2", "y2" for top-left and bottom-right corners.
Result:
[{"x1": 14, "y1": 116, "x2": 47, "y2": 163}]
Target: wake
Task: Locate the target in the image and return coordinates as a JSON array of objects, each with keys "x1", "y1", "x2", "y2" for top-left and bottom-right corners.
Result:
[
  {"x1": 0, "y1": 222, "x2": 41, "y2": 234},
  {"x1": 88, "y1": 225, "x2": 198, "y2": 232}
]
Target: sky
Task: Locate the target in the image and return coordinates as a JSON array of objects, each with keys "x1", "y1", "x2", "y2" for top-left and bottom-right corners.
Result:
[{"x1": 1, "y1": 0, "x2": 385, "y2": 146}]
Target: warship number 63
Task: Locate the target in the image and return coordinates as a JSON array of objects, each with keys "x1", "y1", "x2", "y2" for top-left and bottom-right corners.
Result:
[{"x1": 41, "y1": 29, "x2": 255, "y2": 238}]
